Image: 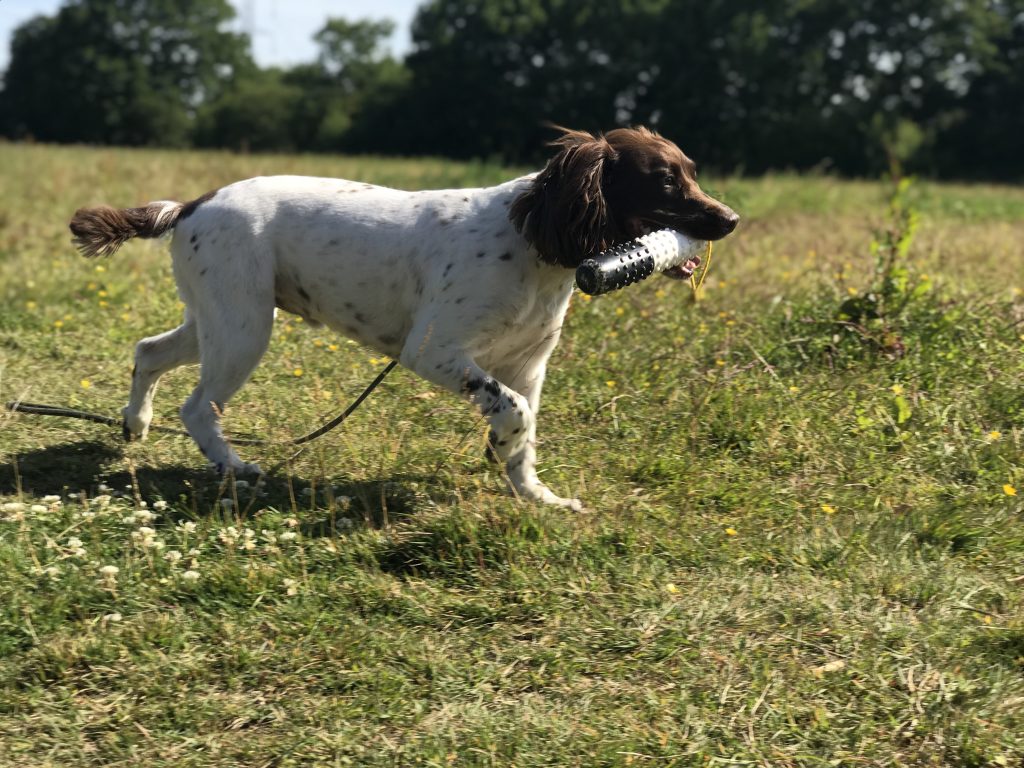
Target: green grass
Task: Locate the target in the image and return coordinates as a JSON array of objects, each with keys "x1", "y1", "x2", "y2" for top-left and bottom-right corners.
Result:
[{"x1": 1, "y1": 142, "x2": 1023, "y2": 767}]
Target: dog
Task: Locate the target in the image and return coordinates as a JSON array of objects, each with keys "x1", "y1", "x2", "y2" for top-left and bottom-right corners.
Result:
[{"x1": 69, "y1": 126, "x2": 738, "y2": 510}]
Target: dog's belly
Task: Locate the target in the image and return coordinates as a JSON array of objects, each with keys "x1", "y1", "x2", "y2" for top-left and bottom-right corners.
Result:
[{"x1": 274, "y1": 267, "x2": 415, "y2": 358}]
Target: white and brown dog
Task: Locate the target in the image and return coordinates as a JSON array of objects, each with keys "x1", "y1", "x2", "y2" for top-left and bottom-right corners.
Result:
[{"x1": 70, "y1": 127, "x2": 738, "y2": 509}]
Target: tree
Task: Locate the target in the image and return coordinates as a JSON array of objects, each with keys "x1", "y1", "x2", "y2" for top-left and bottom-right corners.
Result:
[
  {"x1": 299, "y1": 17, "x2": 410, "y2": 152},
  {"x1": 388, "y1": 0, "x2": 662, "y2": 160},
  {"x1": 0, "y1": 0, "x2": 251, "y2": 146},
  {"x1": 390, "y1": 0, "x2": 1021, "y2": 175},
  {"x1": 194, "y1": 69, "x2": 302, "y2": 152}
]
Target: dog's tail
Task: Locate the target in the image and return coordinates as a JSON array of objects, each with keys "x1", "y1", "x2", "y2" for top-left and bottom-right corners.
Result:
[{"x1": 69, "y1": 200, "x2": 185, "y2": 258}]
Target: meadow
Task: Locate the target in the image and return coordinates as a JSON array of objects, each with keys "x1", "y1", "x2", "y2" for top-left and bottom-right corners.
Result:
[{"x1": 1, "y1": 142, "x2": 1022, "y2": 767}]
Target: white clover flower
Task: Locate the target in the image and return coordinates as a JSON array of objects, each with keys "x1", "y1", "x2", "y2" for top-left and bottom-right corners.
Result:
[
  {"x1": 98, "y1": 483, "x2": 112, "y2": 492},
  {"x1": 283, "y1": 578, "x2": 299, "y2": 596},
  {"x1": 91, "y1": 495, "x2": 111, "y2": 507},
  {"x1": 30, "y1": 504, "x2": 48, "y2": 514},
  {"x1": 178, "y1": 520, "x2": 197, "y2": 533},
  {"x1": 43, "y1": 565, "x2": 60, "y2": 577},
  {"x1": 181, "y1": 569, "x2": 200, "y2": 582},
  {"x1": 261, "y1": 529, "x2": 277, "y2": 544},
  {"x1": 164, "y1": 550, "x2": 183, "y2": 564},
  {"x1": 99, "y1": 565, "x2": 120, "y2": 578},
  {"x1": 104, "y1": 612, "x2": 122, "y2": 622},
  {"x1": 2, "y1": 502, "x2": 25, "y2": 513},
  {"x1": 42, "y1": 495, "x2": 62, "y2": 504},
  {"x1": 152, "y1": 500, "x2": 169, "y2": 511},
  {"x1": 131, "y1": 526, "x2": 159, "y2": 549},
  {"x1": 66, "y1": 537, "x2": 86, "y2": 557},
  {"x1": 67, "y1": 493, "x2": 80, "y2": 500},
  {"x1": 134, "y1": 509, "x2": 157, "y2": 523},
  {"x1": 284, "y1": 517, "x2": 299, "y2": 528},
  {"x1": 187, "y1": 548, "x2": 200, "y2": 557},
  {"x1": 279, "y1": 531, "x2": 298, "y2": 542}
]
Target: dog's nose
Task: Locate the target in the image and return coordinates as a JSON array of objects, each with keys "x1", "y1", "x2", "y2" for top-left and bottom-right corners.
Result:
[{"x1": 722, "y1": 209, "x2": 740, "y2": 234}]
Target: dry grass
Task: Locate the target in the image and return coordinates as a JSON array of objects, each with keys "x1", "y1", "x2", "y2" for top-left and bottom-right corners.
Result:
[{"x1": 1, "y1": 142, "x2": 1022, "y2": 767}]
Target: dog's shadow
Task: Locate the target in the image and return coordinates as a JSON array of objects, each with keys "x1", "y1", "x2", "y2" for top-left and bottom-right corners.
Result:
[{"x1": 1, "y1": 438, "x2": 443, "y2": 531}]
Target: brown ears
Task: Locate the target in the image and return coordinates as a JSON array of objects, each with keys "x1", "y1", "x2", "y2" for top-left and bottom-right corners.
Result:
[{"x1": 509, "y1": 128, "x2": 618, "y2": 269}]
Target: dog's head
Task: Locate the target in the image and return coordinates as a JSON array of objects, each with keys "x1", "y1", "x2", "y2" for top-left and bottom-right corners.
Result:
[{"x1": 510, "y1": 126, "x2": 739, "y2": 270}]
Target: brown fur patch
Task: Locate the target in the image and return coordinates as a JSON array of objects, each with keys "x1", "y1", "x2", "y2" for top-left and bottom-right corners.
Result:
[
  {"x1": 509, "y1": 128, "x2": 615, "y2": 268},
  {"x1": 70, "y1": 202, "x2": 181, "y2": 258},
  {"x1": 178, "y1": 189, "x2": 218, "y2": 221}
]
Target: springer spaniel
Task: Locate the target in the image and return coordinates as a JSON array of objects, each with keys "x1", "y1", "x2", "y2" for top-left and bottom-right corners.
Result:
[{"x1": 70, "y1": 127, "x2": 738, "y2": 510}]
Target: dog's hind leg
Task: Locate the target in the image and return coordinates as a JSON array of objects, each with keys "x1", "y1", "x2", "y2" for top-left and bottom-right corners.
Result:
[
  {"x1": 179, "y1": 301, "x2": 274, "y2": 475},
  {"x1": 123, "y1": 311, "x2": 199, "y2": 441}
]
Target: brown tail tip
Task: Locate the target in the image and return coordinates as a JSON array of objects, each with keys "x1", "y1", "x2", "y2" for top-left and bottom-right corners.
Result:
[
  {"x1": 69, "y1": 202, "x2": 182, "y2": 258},
  {"x1": 69, "y1": 206, "x2": 129, "y2": 258}
]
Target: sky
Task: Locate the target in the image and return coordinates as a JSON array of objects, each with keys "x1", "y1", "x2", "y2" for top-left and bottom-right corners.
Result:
[{"x1": 0, "y1": 0, "x2": 423, "y2": 72}]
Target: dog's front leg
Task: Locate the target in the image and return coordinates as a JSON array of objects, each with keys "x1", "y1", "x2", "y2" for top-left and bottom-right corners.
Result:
[
  {"x1": 400, "y1": 335, "x2": 579, "y2": 510},
  {"x1": 493, "y1": 350, "x2": 582, "y2": 511}
]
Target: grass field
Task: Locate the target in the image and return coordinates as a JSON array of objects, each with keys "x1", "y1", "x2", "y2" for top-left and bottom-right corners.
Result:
[{"x1": 1, "y1": 142, "x2": 1022, "y2": 767}]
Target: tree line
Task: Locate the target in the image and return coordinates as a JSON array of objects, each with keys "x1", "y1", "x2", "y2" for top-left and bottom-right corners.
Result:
[{"x1": 2, "y1": 0, "x2": 1022, "y2": 179}]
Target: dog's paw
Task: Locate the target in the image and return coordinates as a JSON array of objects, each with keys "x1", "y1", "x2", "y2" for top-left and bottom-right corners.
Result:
[
  {"x1": 213, "y1": 460, "x2": 262, "y2": 477},
  {"x1": 541, "y1": 490, "x2": 585, "y2": 512},
  {"x1": 514, "y1": 479, "x2": 584, "y2": 512},
  {"x1": 121, "y1": 408, "x2": 150, "y2": 442}
]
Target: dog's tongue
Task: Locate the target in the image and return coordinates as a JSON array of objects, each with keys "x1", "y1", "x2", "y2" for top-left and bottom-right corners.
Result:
[{"x1": 663, "y1": 256, "x2": 701, "y2": 280}]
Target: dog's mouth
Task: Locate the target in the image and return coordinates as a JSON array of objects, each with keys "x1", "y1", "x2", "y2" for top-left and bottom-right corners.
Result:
[{"x1": 628, "y1": 217, "x2": 702, "y2": 280}]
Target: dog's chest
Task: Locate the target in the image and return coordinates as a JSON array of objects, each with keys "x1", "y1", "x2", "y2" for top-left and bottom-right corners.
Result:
[{"x1": 474, "y1": 272, "x2": 574, "y2": 368}]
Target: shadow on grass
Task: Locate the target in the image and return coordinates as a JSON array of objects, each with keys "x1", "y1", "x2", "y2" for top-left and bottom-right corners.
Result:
[
  {"x1": 968, "y1": 629, "x2": 1024, "y2": 671},
  {"x1": 1, "y1": 438, "x2": 443, "y2": 530},
  {"x1": 1, "y1": 439, "x2": 123, "y2": 495}
]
